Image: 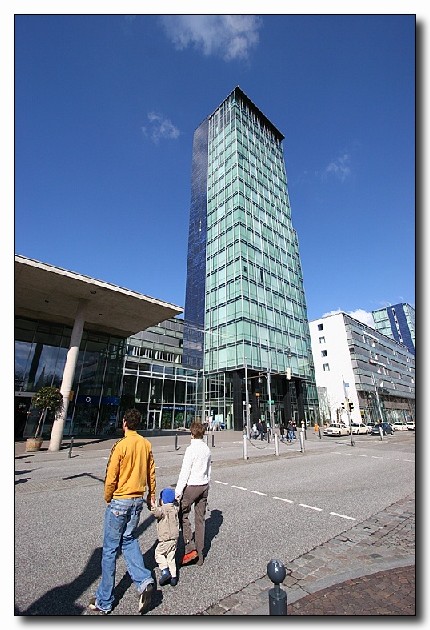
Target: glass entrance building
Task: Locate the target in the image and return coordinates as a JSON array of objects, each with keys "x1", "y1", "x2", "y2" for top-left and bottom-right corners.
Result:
[{"x1": 183, "y1": 87, "x2": 318, "y2": 431}]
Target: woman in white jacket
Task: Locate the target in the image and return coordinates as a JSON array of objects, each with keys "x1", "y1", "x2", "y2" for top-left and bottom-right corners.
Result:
[{"x1": 175, "y1": 421, "x2": 211, "y2": 567}]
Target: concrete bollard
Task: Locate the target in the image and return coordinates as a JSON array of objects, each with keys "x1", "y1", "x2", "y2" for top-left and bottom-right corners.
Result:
[
  {"x1": 274, "y1": 433, "x2": 279, "y2": 456},
  {"x1": 267, "y1": 559, "x2": 287, "y2": 615},
  {"x1": 299, "y1": 430, "x2": 305, "y2": 453},
  {"x1": 68, "y1": 436, "x2": 74, "y2": 458},
  {"x1": 243, "y1": 433, "x2": 248, "y2": 460}
]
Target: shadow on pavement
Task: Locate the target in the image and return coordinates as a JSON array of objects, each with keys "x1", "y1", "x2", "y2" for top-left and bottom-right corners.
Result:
[{"x1": 20, "y1": 548, "x2": 102, "y2": 616}]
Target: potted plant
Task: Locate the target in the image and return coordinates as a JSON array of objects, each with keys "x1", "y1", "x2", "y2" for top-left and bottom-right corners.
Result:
[{"x1": 25, "y1": 386, "x2": 64, "y2": 452}]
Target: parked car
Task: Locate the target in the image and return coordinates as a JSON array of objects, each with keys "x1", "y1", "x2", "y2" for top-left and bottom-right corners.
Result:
[
  {"x1": 406, "y1": 421, "x2": 415, "y2": 431},
  {"x1": 324, "y1": 423, "x2": 350, "y2": 437},
  {"x1": 392, "y1": 422, "x2": 408, "y2": 431},
  {"x1": 371, "y1": 422, "x2": 393, "y2": 436},
  {"x1": 366, "y1": 422, "x2": 376, "y2": 433},
  {"x1": 351, "y1": 422, "x2": 368, "y2": 435}
]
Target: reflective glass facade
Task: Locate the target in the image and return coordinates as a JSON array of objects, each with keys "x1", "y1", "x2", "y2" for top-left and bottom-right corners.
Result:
[
  {"x1": 372, "y1": 303, "x2": 415, "y2": 356},
  {"x1": 15, "y1": 317, "x2": 125, "y2": 438},
  {"x1": 183, "y1": 87, "x2": 318, "y2": 429},
  {"x1": 123, "y1": 319, "x2": 198, "y2": 431},
  {"x1": 15, "y1": 316, "x2": 199, "y2": 438}
]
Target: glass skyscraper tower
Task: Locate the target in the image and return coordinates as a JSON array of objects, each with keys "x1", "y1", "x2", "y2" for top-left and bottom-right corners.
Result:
[
  {"x1": 372, "y1": 303, "x2": 415, "y2": 355},
  {"x1": 183, "y1": 87, "x2": 318, "y2": 431}
]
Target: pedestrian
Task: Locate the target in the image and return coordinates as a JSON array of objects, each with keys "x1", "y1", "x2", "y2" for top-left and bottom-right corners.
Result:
[
  {"x1": 175, "y1": 421, "x2": 211, "y2": 567},
  {"x1": 292, "y1": 420, "x2": 297, "y2": 439},
  {"x1": 257, "y1": 419, "x2": 265, "y2": 440},
  {"x1": 151, "y1": 487, "x2": 180, "y2": 587},
  {"x1": 279, "y1": 422, "x2": 285, "y2": 442},
  {"x1": 287, "y1": 420, "x2": 294, "y2": 443},
  {"x1": 89, "y1": 408, "x2": 156, "y2": 615}
]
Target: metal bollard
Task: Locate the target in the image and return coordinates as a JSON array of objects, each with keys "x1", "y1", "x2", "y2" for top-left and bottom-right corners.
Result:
[
  {"x1": 318, "y1": 427, "x2": 322, "y2": 439},
  {"x1": 274, "y1": 433, "x2": 279, "y2": 456},
  {"x1": 267, "y1": 559, "x2": 287, "y2": 615},
  {"x1": 174, "y1": 434, "x2": 179, "y2": 450},
  {"x1": 68, "y1": 436, "x2": 74, "y2": 458},
  {"x1": 379, "y1": 426, "x2": 383, "y2": 441},
  {"x1": 211, "y1": 433, "x2": 215, "y2": 448}
]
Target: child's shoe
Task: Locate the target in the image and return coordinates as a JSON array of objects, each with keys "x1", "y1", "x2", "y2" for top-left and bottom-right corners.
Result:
[
  {"x1": 170, "y1": 576, "x2": 178, "y2": 586},
  {"x1": 158, "y1": 568, "x2": 171, "y2": 586}
]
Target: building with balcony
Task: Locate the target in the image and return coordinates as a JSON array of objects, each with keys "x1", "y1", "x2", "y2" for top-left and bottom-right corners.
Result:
[{"x1": 309, "y1": 312, "x2": 415, "y2": 426}]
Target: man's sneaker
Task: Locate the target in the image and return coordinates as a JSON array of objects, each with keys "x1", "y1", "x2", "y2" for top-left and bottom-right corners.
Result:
[
  {"x1": 138, "y1": 583, "x2": 154, "y2": 615},
  {"x1": 181, "y1": 549, "x2": 198, "y2": 565},
  {"x1": 88, "y1": 597, "x2": 111, "y2": 615},
  {"x1": 170, "y1": 576, "x2": 178, "y2": 586},
  {"x1": 158, "y1": 568, "x2": 171, "y2": 586}
]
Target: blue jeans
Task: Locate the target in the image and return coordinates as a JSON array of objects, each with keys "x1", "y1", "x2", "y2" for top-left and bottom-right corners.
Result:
[{"x1": 95, "y1": 498, "x2": 154, "y2": 611}]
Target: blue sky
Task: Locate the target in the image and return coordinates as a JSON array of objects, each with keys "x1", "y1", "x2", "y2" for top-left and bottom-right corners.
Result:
[{"x1": 11, "y1": 9, "x2": 416, "y2": 325}]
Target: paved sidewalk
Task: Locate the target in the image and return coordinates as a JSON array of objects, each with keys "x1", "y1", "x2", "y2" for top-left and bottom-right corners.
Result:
[
  {"x1": 198, "y1": 493, "x2": 415, "y2": 616},
  {"x1": 15, "y1": 432, "x2": 416, "y2": 617}
]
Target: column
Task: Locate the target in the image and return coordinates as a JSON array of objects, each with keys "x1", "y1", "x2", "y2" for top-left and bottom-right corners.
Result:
[{"x1": 48, "y1": 299, "x2": 88, "y2": 451}]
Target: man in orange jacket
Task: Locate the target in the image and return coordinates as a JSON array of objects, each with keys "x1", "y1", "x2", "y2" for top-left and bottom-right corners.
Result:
[{"x1": 88, "y1": 408, "x2": 156, "y2": 615}]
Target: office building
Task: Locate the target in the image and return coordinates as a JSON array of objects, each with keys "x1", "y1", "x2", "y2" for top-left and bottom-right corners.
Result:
[
  {"x1": 372, "y1": 303, "x2": 415, "y2": 355},
  {"x1": 121, "y1": 319, "x2": 198, "y2": 433},
  {"x1": 183, "y1": 86, "x2": 318, "y2": 431},
  {"x1": 309, "y1": 312, "x2": 415, "y2": 426},
  {"x1": 15, "y1": 255, "x2": 184, "y2": 441}
]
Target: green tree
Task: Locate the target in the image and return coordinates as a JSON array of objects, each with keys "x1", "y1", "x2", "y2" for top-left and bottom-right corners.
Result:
[{"x1": 31, "y1": 386, "x2": 64, "y2": 438}]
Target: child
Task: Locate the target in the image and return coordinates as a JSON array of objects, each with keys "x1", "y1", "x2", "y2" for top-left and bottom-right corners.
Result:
[{"x1": 151, "y1": 487, "x2": 180, "y2": 586}]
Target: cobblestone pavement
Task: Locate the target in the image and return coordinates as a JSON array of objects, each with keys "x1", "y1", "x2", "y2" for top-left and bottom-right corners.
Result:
[
  {"x1": 286, "y1": 565, "x2": 415, "y2": 615},
  {"x1": 199, "y1": 494, "x2": 415, "y2": 616}
]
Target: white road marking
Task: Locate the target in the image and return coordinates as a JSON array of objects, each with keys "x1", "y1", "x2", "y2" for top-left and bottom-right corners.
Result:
[
  {"x1": 371, "y1": 456, "x2": 383, "y2": 459},
  {"x1": 299, "y1": 503, "x2": 322, "y2": 511},
  {"x1": 330, "y1": 512, "x2": 356, "y2": 520},
  {"x1": 216, "y1": 481, "x2": 357, "y2": 521}
]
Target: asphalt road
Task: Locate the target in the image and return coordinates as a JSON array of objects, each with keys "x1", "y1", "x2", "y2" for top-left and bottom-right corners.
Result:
[{"x1": 14, "y1": 430, "x2": 415, "y2": 616}]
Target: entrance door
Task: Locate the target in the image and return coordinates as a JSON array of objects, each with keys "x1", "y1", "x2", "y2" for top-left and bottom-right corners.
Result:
[{"x1": 147, "y1": 410, "x2": 161, "y2": 431}]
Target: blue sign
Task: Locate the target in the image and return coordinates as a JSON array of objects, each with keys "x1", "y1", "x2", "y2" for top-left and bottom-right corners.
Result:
[
  {"x1": 76, "y1": 395, "x2": 101, "y2": 405},
  {"x1": 102, "y1": 396, "x2": 120, "y2": 405}
]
